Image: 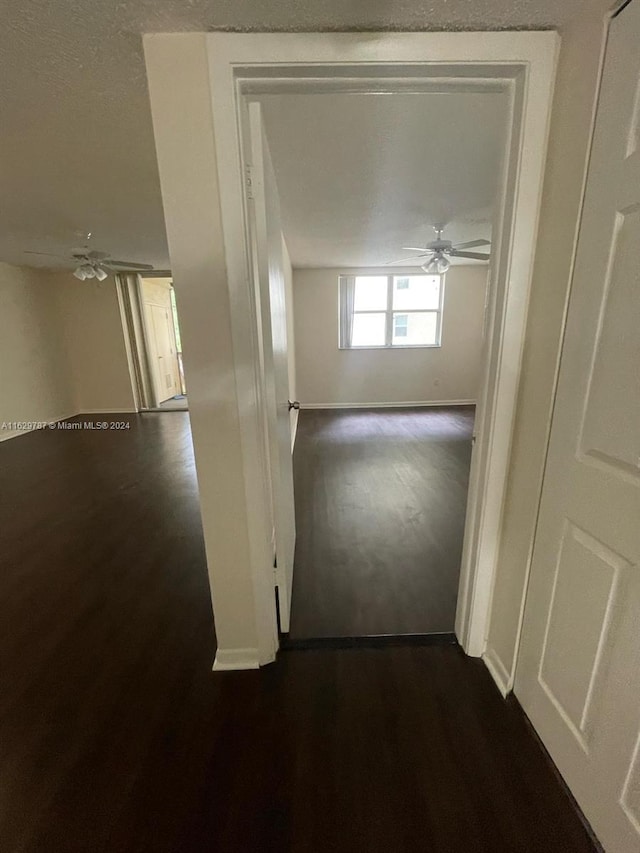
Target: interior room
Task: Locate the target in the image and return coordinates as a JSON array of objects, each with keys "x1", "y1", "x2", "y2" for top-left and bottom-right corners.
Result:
[
  {"x1": 1, "y1": 263, "x2": 140, "y2": 430},
  {"x1": 256, "y1": 90, "x2": 508, "y2": 640}
]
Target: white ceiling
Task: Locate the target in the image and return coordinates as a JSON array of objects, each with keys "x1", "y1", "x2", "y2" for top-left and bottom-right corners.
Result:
[
  {"x1": 0, "y1": 0, "x2": 605, "y2": 272},
  {"x1": 258, "y1": 91, "x2": 509, "y2": 267}
]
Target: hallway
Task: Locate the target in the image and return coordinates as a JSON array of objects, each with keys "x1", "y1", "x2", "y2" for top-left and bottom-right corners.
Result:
[
  {"x1": 289, "y1": 407, "x2": 474, "y2": 639},
  {"x1": 0, "y1": 414, "x2": 596, "y2": 852}
]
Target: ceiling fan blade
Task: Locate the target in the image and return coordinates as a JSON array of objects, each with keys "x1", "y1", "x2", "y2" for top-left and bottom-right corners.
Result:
[
  {"x1": 386, "y1": 253, "x2": 432, "y2": 265},
  {"x1": 451, "y1": 239, "x2": 491, "y2": 250},
  {"x1": 86, "y1": 250, "x2": 109, "y2": 260},
  {"x1": 24, "y1": 250, "x2": 68, "y2": 258},
  {"x1": 106, "y1": 260, "x2": 154, "y2": 270},
  {"x1": 449, "y1": 250, "x2": 491, "y2": 261},
  {"x1": 401, "y1": 247, "x2": 430, "y2": 252}
]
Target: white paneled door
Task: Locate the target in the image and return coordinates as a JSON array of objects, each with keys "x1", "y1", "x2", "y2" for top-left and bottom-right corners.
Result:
[
  {"x1": 515, "y1": 2, "x2": 640, "y2": 850},
  {"x1": 248, "y1": 102, "x2": 297, "y2": 632},
  {"x1": 150, "y1": 303, "x2": 180, "y2": 404}
]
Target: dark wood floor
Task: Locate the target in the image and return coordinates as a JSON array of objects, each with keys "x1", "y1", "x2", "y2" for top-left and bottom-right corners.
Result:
[
  {"x1": 289, "y1": 407, "x2": 475, "y2": 639},
  {"x1": 0, "y1": 414, "x2": 597, "y2": 852}
]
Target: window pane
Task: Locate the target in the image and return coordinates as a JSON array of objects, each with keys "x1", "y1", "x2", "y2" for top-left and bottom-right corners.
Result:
[
  {"x1": 392, "y1": 311, "x2": 438, "y2": 346},
  {"x1": 393, "y1": 314, "x2": 408, "y2": 337},
  {"x1": 354, "y1": 276, "x2": 388, "y2": 311},
  {"x1": 392, "y1": 275, "x2": 441, "y2": 310},
  {"x1": 352, "y1": 312, "x2": 386, "y2": 346}
]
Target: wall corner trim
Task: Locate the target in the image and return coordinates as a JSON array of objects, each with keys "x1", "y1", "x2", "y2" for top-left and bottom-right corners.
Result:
[
  {"x1": 483, "y1": 647, "x2": 511, "y2": 697},
  {"x1": 212, "y1": 648, "x2": 261, "y2": 671}
]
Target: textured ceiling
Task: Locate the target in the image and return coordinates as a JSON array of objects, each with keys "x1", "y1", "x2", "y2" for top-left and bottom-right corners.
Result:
[
  {"x1": 259, "y1": 92, "x2": 508, "y2": 267},
  {"x1": 0, "y1": 0, "x2": 606, "y2": 271}
]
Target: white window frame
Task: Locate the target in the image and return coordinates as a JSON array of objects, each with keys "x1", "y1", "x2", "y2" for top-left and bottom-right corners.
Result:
[{"x1": 339, "y1": 273, "x2": 444, "y2": 349}]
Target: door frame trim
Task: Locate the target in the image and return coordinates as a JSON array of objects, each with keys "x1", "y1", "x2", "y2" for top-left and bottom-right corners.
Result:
[
  {"x1": 144, "y1": 31, "x2": 558, "y2": 670},
  {"x1": 117, "y1": 272, "x2": 187, "y2": 411},
  {"x1": 116, "y1": 273, "x2": 157, "y2": 410}
]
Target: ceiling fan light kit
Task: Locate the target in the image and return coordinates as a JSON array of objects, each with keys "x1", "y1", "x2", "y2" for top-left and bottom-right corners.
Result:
[
  {"x1": 422, "y1": 254, "x2": 450, "y2": 274},
  {"x1": 24, "y1": 239, "x2": 155, "y2": 281},
  {"x1": 388, "y1": 225, "x2": 491, "y2": 270},
  {"x1": 73, "y1": 262, "x2": 108, "y2": 281},
  {"x1": 73, "y1": 264, "x2": 92, "y2": 280}
]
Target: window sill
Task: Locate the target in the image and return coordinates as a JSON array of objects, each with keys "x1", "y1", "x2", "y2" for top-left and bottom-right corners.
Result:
[{"x1": 338, "y1": 344, "x2": 442, "y2": 350}]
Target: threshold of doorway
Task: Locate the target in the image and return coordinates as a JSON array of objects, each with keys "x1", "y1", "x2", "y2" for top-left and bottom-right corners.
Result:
[{"x1": 280, "y1": 632, "x2": 457, "y2": 651}]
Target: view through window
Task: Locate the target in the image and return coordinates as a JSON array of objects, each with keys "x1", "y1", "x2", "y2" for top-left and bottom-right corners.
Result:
[{"x1": 339, "y1": 274, "x2": 444, "y2": 348}]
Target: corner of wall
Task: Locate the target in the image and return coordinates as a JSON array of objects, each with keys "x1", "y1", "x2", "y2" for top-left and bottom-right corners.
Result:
[{"x1": 0, "y1": 263, "x2": 78, "y2": 437}]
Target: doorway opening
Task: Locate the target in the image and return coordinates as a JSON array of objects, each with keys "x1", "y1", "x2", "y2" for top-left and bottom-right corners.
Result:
[
  {"x1": 144, "y1": 30, "x2": 557, "y2": 670},
  {"x1": 250, "y1": 90, "x2": 507, "y2": 643},
  {"x1": 117, "y1": 272, "x2": 188, "y2": 412}
]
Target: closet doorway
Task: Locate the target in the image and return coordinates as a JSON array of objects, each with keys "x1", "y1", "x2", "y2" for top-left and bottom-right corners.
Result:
[{"x1": 118, "y1": 273, "x2": 188, "y2": 412}]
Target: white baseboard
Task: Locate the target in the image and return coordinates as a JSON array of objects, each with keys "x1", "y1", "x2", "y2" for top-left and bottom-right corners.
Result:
[
  {"x1": 79, "y1": 408, "x2": 138, "y2": 415},
  {"x1": 213, "y1": 647, "x2": 261, "y2": 671},
  {"x1": 0, "y1": 411, "x2": 78, "y2": 442},
  {"x1": 483, "y1": 646, "x2": 511, "y2": 697},
  {"x1": 300, "y1": 399, "x2": 476, "y2": 410}
]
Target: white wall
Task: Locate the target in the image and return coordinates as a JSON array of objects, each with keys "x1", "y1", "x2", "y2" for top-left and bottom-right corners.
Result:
[
  {"x1": 54, "y1": 273, "x2": 136, "y2": 414},
  {"x1": 485, "y1": 8, "x2": 610, "y2": 690},
  {"x1": 0, "y1": 265, "x2": 138, "y2": 441},
  {"x1": 0, "y1": 263, "x2": 75, "y2": 439},
  {"x1": 293, "y1": 265, "x2": 487, "y2": 407},
  {"x1": 145, "y1": 33, "x2": 274, "y2": 668}
]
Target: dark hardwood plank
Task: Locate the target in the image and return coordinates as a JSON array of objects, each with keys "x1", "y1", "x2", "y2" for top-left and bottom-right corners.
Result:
[
  {"x1": 0, "y1": 413, "x2": 597, "y2": 852},
  {"x1": 289, "y1": 407, "x2": 475, "y2": 639}
]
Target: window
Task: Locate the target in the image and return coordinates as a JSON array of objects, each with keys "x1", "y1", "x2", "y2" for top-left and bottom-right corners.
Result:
[{"x1": 339, "y1": 274, "x2": 444, "y2": 348}]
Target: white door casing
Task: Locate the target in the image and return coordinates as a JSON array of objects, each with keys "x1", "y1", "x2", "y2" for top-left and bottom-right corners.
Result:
[
  {"x1": 515, "y1": 2, "x2": 640, "y2": 850},
  {"x1": 247, "y1": 101, "x2": 297, "y2": 632},
  {"x1": 144, "y1": 31, "x2": 557, "y2": 669}
]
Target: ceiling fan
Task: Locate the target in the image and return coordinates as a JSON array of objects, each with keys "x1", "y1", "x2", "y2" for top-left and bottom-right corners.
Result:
[
  {"x1": 387, "y1": 225, "x2": 491, "y2": 274},
  {"x1": 24, "y1": 238, "x2": 154, "y2": 281}
]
